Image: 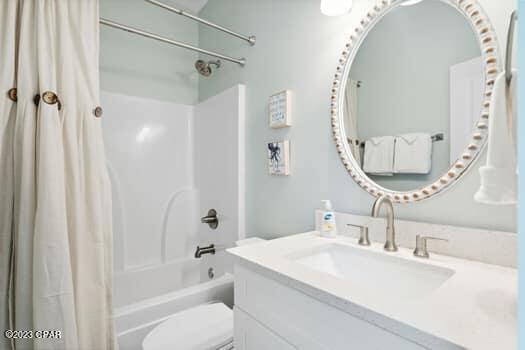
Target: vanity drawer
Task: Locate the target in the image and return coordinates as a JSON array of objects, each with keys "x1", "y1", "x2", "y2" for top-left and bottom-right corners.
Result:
[
  {"x1": 234, "y1": 264, "x2": 427, "y2": 350},
  {"x1": 234, "y1": 307, "x2": 296, "y2": 350}
]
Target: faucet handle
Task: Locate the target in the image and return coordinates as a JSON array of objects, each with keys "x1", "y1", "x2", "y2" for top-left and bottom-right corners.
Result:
[
  {"x1": 413, "y1": 235, "x2": 448, "y2": 258},
  {"x1": 347, "y1": 223, "x2": 370, "y2": 246}
]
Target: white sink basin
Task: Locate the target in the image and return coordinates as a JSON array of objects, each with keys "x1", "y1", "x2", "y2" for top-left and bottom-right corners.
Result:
[{"x1": 289, "y1": 244, "x2": 454, "y2": 299}]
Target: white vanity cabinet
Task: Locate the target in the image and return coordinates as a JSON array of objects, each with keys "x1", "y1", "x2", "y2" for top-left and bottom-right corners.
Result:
[
  {"x1": 233, "y1": 263, "x2": 427, "y2": 350},
  {"x1": 228, "y1": 230, "x2": 516, "y2": 350},
  {"x1": 234, "y1": 307, "x2": 295, "y2": 350}
]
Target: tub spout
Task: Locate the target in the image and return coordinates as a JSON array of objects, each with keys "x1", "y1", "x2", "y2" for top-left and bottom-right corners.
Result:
[{"x1": 195, "y1": 244, "x2": 216, "y2": 258}]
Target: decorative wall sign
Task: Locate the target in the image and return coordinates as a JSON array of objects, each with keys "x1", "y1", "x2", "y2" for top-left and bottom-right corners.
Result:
[
  {"x1": 267, "y1": 140, "x2": 290, "y2": 175},
  {"x1": 269, "y1": 90, "x2": 292, "y2": 128}
]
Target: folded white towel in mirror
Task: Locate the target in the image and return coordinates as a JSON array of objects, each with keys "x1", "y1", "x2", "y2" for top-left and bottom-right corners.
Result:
[
  {"x1": 363, "y1": 136, "x2": 395, "y2": 175},
  {"x1": 474, "y1": 70, "x2": 517, "y2": 205},
  {"x1": 393, "y1": 133, "x2": 432, "y2": 174}
]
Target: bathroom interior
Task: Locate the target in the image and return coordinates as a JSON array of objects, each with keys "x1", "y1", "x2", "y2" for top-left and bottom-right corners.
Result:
[{"x1": 0, "y1": 0, "x2": 519, "y2": 349}]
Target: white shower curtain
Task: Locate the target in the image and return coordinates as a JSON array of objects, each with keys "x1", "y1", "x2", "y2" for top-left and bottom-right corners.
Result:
[
  {"x1": 0, "y1": 1, "x2": 116, "y2": 349},
  {"x1": 344, "y1": 80, "x2": 361, "y2": 165}
]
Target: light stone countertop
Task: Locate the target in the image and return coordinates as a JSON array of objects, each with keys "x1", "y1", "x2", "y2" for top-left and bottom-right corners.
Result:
[{"x1": 228, "y1": 232, "x2": 517, "y2": 350}]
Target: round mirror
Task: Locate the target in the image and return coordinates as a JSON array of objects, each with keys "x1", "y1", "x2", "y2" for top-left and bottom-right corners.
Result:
[{"x1": 331, "y1": 0, "x2": 500, "y2": 202}]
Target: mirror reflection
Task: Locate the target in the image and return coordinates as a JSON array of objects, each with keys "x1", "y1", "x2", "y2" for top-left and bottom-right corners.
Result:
[{"x1": 343, "y1": 0, "x2": 483, "y2": 191}]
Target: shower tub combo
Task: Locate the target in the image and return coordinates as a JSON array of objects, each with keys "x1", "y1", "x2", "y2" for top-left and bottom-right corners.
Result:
[{"x1": 101, "y1": 85, "x2": 245, "y2": 349}]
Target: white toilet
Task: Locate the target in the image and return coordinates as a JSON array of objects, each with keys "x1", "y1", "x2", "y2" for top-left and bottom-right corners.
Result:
[
  {"x1": 142, "y1": 238, "x2": 266, "y2": 350},
  {"x1": 142, "y1": 302, "x2": 234, "y2": 350}
]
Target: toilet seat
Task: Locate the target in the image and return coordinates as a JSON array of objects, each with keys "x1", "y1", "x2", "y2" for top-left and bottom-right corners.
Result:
[{"x1": 142, "y1": 303, "x2": 233, "y2": 350}]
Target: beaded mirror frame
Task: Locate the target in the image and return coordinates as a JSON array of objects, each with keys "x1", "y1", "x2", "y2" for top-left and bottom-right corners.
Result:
[{"x1": 331, "y1": 0, "x2": 501, "y2": 203}]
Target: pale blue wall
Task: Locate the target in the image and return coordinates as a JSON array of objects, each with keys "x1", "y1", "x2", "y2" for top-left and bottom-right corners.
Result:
[
  {"x1": 100, "y1": 0, "x2": 199, "y2": 104},
  {"x1": 99, "y1": 0, "x2": 517, "y2": 237},
  {"x1": 198, "y1": 0, "x2": 517, "y2": 237}
]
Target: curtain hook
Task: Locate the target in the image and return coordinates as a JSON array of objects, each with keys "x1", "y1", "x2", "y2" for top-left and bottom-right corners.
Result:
[
  {"x1": 7, "y1": 88, "x2": 17, "y2": 102},
  {"x1": 93, "y1": 106, "x2": 103, "y2": 118}
]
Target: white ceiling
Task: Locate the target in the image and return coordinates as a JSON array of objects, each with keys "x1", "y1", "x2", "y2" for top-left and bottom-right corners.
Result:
[{"x1": 170, "y1": 0, "x2": 209, "y2": 13}]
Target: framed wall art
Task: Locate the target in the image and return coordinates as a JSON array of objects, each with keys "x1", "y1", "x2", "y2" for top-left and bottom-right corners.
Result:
[
  {"x1": 269, "y1": 90, "x2": 292, "y2": 128},
  {"x1": 267, "y1": 140, "x2": 290, "y2": 175}
]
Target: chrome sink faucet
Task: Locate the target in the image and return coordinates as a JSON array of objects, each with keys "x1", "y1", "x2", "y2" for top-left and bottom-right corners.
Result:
[
  {"x1": 371, "y1": 195, "x2": 398, "y2": 252},
  {"x1": 413, "y1": 235, "x2": 449, "y2": 258}
]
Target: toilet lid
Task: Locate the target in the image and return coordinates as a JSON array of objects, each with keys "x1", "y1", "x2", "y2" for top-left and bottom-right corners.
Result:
[{"x1": 142, "y1": 303, "x2": 233, "y2": 350}]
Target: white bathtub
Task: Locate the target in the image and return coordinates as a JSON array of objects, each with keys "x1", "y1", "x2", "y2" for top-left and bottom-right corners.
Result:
[{"x1": 113, "y1": 259, "x2": 234, "y2": 350}]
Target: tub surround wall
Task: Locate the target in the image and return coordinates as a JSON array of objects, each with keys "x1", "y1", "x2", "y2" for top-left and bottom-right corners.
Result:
[
  {"x1": 195, "y1": 85, "x2": 247, "y2": 280},
  {"x1": 102, "y1": 92, "x2": 197, "y2": 270},
  {"x1": 198, "y1": 0, "x2": 517, "y2": 236},
  {"x1": 102, "y1": 91, "x2": 203, "y2": 349}
]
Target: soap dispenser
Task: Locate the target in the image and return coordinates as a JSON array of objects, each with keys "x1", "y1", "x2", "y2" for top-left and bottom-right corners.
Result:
[{"x1": 320, "y1": 200, "x2": 337, "y2": 238}]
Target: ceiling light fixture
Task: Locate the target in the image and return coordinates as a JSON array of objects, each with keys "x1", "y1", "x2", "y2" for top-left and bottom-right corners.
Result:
[
  {"x1": 400, "y1": 0, "x2": 424, "y2": 6},
  {"x1": 320, "y1": 0, "x2": 353, "y2": 16}
]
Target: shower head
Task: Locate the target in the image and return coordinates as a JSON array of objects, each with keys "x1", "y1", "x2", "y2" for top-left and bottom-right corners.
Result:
[{"x1": 195, "y1": 59, "x2": 221, "y2": 76}]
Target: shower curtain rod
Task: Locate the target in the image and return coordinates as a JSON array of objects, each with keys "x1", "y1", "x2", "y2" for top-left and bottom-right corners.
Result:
[
  {"x1": 144, "y1": 0, "x2": 256, "y2": 46},
  {"x1": 99, "y1": 18, "x2": 246, "y2": 66}
]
